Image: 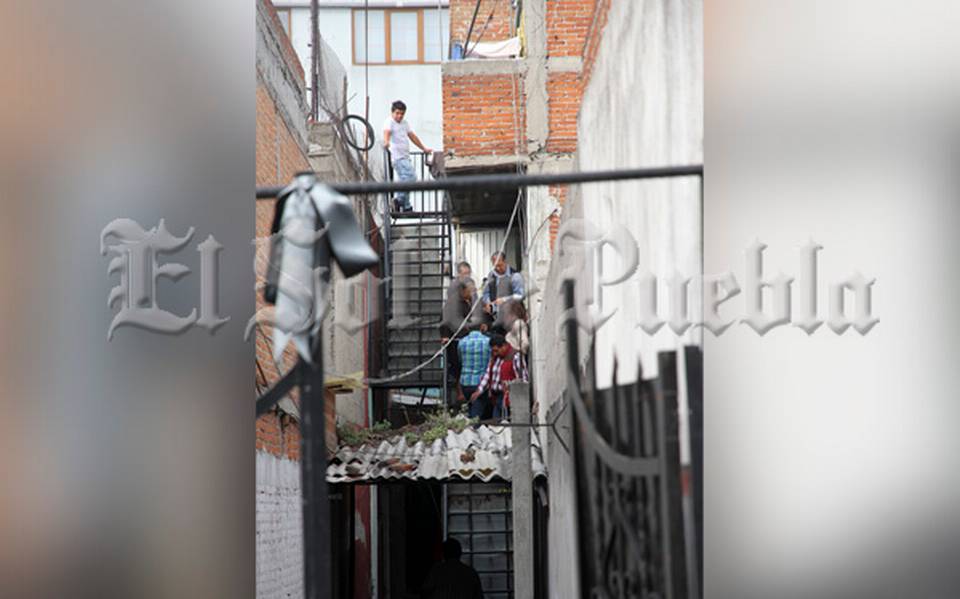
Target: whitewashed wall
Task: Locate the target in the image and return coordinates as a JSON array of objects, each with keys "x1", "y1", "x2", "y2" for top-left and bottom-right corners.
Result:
[
  {"x1": 280, "y1": 3, "x2": 448, "y2": 150},
  {"x1": 534, "y1": 2, "x2": 703, "y2": 598},
  {"x1": 256, "y1": 451, "x2": 303, "y2": 599}
]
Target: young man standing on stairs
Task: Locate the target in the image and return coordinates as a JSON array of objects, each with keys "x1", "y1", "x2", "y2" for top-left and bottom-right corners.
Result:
[{"x1": 382, "y1": 100, "x2": 431, "y2": 212}]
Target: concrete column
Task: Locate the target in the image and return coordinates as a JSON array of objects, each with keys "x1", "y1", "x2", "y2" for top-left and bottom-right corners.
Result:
[
  {"x1": 523, "y1": 0, "x2": 548, "y2": 153},
  {"x1": 510, "y1": 381, "x2": 534, "y2": 598}
]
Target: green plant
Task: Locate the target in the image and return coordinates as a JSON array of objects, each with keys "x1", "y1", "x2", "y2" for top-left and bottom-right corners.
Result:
[
  {"x1": 370, "y1": 420, "x2": 391, "y2": 433},
  {"x1": 337, "y1": 420, "x2": 396, "y2": 447},
  {"x1": 339, "y1": 411, "x2": 479, "y2": 448},
  {"x1": 336, "y1": 422, "x2": 366, "y2": 447}
]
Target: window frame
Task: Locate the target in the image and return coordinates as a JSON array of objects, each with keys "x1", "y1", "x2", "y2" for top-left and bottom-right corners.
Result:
[
  {"x1": 353, "y1": 8, "x2": 444, "y2": 66},
  {"x1": 274, "y1": 7, "x2": 292, "y2": 37}
]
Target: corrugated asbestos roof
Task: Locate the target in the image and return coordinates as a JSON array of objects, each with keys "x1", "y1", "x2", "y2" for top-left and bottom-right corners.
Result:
[{"x1": 327, "y1": 424, "x2": 546, "y2": 484}]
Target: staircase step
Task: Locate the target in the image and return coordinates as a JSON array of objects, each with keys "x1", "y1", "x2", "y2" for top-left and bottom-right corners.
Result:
[
  {"x1": 389, "y1": 222, "x2": 446, "y2": 228},
  {"x1": 390, "y1": 211, "x2": 448, "y2": 218}
]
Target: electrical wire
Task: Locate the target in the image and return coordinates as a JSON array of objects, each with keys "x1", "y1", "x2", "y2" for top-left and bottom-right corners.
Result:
[
  {"x1": 361, "y1": 11, "x2": 528, "y2": 387},
  {"x1": 465, "y1": 0, "x2": 505, "y2": 57}
]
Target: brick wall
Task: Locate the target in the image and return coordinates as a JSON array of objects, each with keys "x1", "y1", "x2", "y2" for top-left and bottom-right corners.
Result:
[
  {"x1": 443, "y1": 0, "x2": 613, "y2": 162},
  {"x1": 450, "y1": 0, "x2": 516, "y2": 46},
  {"x1": 546, "y1": 0, "x2": 595, "y2": 56},
  {"x1": 255, "y1": 7, "x2": 312, "y2": 596},
  {"x1": 255, "y1": 78, "x2": 310, "y2": 451},
  {"x1": 545, "y1": 71, "x2": 580, "y2": 153},
  {"x1": 443, "y1": 72, "x2": 526, "y2": 156}
]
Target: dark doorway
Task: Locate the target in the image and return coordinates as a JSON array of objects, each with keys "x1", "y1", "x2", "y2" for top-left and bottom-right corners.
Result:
[
  {"x1": 405, "y1": 483, "x2": 445, "y2": 596},
  {"x1": 380, "y1": 482, "x2": 445, "y2": 599}
]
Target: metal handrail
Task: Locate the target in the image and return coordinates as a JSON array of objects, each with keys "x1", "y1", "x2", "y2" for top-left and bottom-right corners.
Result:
[{"x1": 255, "y1": 165, "x2": 704, "y2": 198}]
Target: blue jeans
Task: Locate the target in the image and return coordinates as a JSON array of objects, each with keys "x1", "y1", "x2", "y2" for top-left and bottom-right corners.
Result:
[
  {"x1": 393, "y1": 157, "x2": 415, "y2": 209},
  {"x1": 490, "y1": 391, "x2": 508, "y2": 421},
  {"x1": 465, "y1": 386, "x2": 489, "y2": 419}
]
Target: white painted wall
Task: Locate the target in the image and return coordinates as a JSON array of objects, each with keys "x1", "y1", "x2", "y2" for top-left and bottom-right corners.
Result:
[
  {"x1": 534, "y1": 0, "x2": 703, "y2": 405},
  {"x1": 531, "y1": 2, "x2": 703, "y2": 598},
  {"x1": 578, "y1": 0, "x2": 703, "y2": 386},
  {"x1": 256, "y1": 451, "x2": 303, "y2": 599},
  {"x1": 280, "y1": 3, "x2": 448, "y2": 151}
]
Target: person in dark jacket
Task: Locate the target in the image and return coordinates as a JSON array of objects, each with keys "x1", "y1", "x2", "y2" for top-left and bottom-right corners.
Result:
[
  {"x1": 439, "y1": 278, "x2": 477, "y2": 408},
  {"x1": 420, "y1": 538, "x2": 484, "y2": 599}
]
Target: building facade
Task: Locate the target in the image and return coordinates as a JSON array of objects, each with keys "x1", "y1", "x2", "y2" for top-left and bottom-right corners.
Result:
[
  {"x1": 274, "y1": 0, "x2": 450, "y2": 151},
  {"x1": 255, "y1": 1, "x2": 379, "y2": 597},
  {"x1": 255, "y1": 4, "x2": 311, "y2": 596}
]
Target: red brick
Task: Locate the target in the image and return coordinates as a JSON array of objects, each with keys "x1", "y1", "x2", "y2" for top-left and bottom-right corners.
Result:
[
  {"x1": 255, "y1": 26, "x2": 311, "y2": 457},
  {"x1": 449, "y1": 0, "x2": 516, "y2": 46}
]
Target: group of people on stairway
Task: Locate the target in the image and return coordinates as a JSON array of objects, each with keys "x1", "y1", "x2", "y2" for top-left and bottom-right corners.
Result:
[
  {"x1": 384, "y1": 97, "x2": 532, "y2": 419},
  {"x1": 439, "y1": 252, "x2": 532, "y2": 421}
]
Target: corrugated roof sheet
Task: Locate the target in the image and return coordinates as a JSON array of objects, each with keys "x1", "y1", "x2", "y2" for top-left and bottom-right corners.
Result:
[{"x1": 327, "y1": 424, "x2": 546, "y2": 484}]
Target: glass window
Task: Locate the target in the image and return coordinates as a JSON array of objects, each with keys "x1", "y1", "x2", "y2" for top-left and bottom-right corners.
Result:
[
  {"x1": 354, "y1": 10, "x2": 386, "y2": 64},
  {"x1": 423, "y1": 9, "x2": 450, "y2": 62},
  {"x1": 389, "y1": 11, "x2": 419, "y2": 62},
  {"x1": 353, "y1": 8, "x2": 450, "y2": 65}
]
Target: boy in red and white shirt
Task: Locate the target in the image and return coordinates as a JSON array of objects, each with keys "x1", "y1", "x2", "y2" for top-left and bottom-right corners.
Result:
[{"x1": 470, "y1": 334, "x2": 528, "y2": 420}]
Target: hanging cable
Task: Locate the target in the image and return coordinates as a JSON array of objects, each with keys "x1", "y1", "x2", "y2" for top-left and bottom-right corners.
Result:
[
  {"x1": 462, "y1": 0, "x2": 483, "y2": 56},
  {"x1": 465, "y1": 0, "x2": 505, "y2": 57}
]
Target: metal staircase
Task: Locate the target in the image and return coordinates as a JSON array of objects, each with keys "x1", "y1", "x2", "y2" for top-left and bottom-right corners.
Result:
[{"x1": 377, "y1": 151, "x2": 453, "y2": 389}]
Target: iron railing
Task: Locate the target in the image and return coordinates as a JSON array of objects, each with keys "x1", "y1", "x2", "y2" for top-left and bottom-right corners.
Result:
[{"x1": 379, "y1": 150, "x2": 454, "y2": 392}]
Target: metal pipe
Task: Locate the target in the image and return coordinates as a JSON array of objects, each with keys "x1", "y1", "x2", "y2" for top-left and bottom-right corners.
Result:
[
  {"x1": 310, "y1": 0, "x2": 319, "y2": 121},
  {"x1": 300, "y1": 356, "x2": 333, "y2": 599},
  {"x1": 462, "y1": 0, "x2": 483, "y2": 59},
  {"x1": 256, "y1": 164, "x2": 704, "y2": 199}
]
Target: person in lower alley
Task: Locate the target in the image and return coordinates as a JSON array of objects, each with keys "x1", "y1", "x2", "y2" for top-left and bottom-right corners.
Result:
[
  {"x1": 382, "y1": 99, "x2": 432, "y2": 212},
  {"x1": 420, "y1": 538, "x2": 484, "y2": 599},
  {"x1": 458, "y1": 322, "x2": 491, "y2": 419},
  {"x1": 471, "y1": 333, "x2": 528, "y2": 420}
]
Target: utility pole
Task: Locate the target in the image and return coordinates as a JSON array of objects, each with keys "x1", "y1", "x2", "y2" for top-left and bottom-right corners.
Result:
[
  {"x1": 267, "y1": 175, "x2": 379, "y2": 599},
  {"x1": 310, "y1": 0, "x2": 319, "y2": 120}
]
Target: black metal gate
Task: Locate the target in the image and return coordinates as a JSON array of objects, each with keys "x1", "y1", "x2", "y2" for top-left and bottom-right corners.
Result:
[{"x1": 563, "y1": 281, "x2": 694, "y2": 599}]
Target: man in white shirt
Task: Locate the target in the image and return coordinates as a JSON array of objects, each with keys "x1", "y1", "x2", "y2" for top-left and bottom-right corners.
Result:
[{"x1": 382, "y1": 100, "x2": 431, "y2": 212}]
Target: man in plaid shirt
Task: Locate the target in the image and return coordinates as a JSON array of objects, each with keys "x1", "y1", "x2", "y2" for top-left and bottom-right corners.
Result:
[
  {"x1": 457, "y1": 323, "x2": 491, "y2": 418},
  {"x1": 470, "y1": 334, "x2": 528, "y2": 420}
]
